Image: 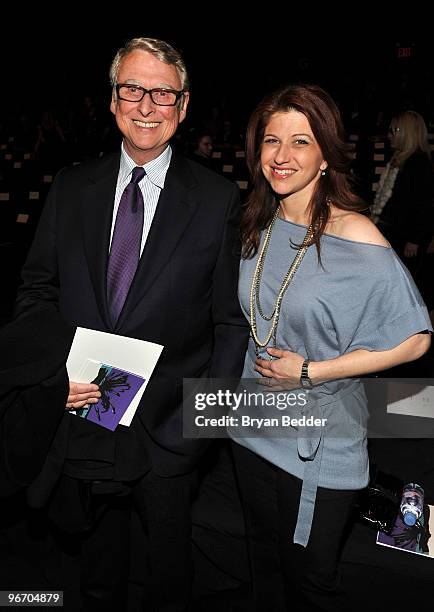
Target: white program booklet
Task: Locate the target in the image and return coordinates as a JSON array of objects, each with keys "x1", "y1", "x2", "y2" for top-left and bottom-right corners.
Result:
[{"x1": 66, "y1": 327, "x2": 164, "y2": 426}]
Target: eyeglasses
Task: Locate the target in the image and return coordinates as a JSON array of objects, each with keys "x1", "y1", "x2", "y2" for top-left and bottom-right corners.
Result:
[
  {"x1": 115, "y1": 84, "x2": 184, "y2": 106},
  {"x1": 388, "y1": 126, "x2": 401, "y2": 136}
]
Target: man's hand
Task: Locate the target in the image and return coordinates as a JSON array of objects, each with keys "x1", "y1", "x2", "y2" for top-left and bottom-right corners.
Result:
[{"x1": 66, "y1": 382, "x2": 100, "y2": 410}]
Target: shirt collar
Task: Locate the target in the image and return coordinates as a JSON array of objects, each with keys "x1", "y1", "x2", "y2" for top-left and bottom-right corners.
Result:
[{"x1": 119, "y1": 143, "x2": 172, "y2": 189}]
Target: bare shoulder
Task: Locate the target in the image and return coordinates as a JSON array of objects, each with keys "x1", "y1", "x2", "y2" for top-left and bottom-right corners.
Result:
[{"x1": 326, "y1": 209, "x2": 390, "y2": 247}]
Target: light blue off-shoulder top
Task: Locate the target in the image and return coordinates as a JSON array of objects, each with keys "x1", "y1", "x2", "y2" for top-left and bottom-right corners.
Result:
[{"x1": 231, "y1": 217, "x2": 432, "y2": 546}]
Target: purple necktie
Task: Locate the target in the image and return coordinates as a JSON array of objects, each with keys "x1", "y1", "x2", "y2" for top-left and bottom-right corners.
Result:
[{"x1": 107, "y1": 166, "x2": 146, "y2": 325}]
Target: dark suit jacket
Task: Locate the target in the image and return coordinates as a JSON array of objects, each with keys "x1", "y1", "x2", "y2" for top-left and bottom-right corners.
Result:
[
  {"x1": 15, "y1": 149, "x2": 249, "y2": 490},
  {"x1": 379, "y1": 150, "x2": 434, "y2": 248},
  {"x1": 0, "y1": 307, "x2": 72, "y2": 496}
]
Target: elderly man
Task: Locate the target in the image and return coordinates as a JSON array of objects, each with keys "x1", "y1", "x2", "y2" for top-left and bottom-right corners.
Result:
[{"x1": 16, "y1": 37, "x2": 248, "y2": 610}]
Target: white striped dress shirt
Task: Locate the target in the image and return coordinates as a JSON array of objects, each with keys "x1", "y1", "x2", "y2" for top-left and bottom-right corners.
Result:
[{"x1": 109, "y1": 144, "x2": 172, "y2": 255}]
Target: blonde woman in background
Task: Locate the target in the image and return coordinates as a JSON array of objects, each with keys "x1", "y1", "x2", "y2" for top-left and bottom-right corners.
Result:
[{"x1": 373, "y1": 111, "x2": 434, "y2": 280}]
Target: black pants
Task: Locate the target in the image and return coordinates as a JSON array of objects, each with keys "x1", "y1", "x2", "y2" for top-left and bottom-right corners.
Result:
[
  {"x1": 50, "y1": 471, "x2": 195, "y2": 612},
  {"x1": 133, "y1": 470, "x2": 196, "y2": 611},
  {"x1": 232, "y1": 443, "x2": 358, "y2": 612},
  {"x1": 48, "y1": 476, "x2": 132, "y2": 612}
]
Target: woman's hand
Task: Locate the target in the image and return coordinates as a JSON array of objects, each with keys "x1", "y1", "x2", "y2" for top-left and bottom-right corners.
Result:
[
  {"x1": 254, "y1": 347, "x2": 304, "y2": 389},
  {"x1": 254, "y1": 332, "x2": 430, "y2": 391}
]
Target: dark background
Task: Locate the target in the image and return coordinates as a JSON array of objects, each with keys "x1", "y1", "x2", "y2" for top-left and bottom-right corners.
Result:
[{"x1": 1, "y1": 21, "x2": 432, "y2": 135}]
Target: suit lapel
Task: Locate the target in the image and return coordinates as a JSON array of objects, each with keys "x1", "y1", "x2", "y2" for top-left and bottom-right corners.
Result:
[
  {"x1": 115, "y1": 153, "x2": 200, "y2": 329},
  {"x1": 81, "y1": 152, "x2": 120, "y2": 329}
]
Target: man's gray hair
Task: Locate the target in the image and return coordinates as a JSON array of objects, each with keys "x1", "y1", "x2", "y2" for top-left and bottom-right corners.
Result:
[{"x1": 109, "y1": 37, "x2": 189, "y2": 92}]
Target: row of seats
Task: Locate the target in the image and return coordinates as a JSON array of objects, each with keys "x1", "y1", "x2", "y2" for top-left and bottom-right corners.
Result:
[{"x1": 2, "y1": 132, "x2": 434, "y2": 249}]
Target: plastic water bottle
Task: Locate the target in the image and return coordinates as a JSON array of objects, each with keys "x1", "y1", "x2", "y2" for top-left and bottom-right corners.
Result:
[{"x1": 400, "y1": 483, "x2": 424, "y2": 526}]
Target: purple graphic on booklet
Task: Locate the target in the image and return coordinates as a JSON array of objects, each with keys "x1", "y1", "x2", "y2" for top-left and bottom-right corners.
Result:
[{"x1": 76, "y1": 361, "x2": 145, "y2": 431}]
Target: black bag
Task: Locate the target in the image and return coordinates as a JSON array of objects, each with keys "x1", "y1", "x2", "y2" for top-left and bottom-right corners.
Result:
[{"x1": 356, "y1": 467, "x2": 403, "y2": 534}]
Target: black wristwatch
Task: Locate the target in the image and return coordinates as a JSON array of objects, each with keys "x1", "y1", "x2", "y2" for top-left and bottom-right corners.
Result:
[{"x1": 300, "y1": 359, "x2": 313, "y2": 390}]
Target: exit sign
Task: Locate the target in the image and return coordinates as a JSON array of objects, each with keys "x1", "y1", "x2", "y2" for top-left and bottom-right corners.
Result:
[
  {"x1": 398, "y1": 47, "x2": 411, "y2": 58},
  {"x1": 396, "y1": 43, "x2": 415, "y2": 59}
]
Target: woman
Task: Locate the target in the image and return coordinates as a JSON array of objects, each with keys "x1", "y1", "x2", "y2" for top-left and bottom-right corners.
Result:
[
  {"x1": 230, "y1": 85, "x2": 432, "y2": 611},
  {"x1": 372, "y1": 111, "x2": 434, "y2": 277}
]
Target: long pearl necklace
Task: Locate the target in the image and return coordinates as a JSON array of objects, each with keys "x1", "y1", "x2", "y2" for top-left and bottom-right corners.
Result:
[{"x1": 249, "y1": 208, "x2": 313, "y2": 356}]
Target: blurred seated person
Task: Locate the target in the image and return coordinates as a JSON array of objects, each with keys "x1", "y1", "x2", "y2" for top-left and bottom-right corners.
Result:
[
  {"x1": 372, "y1": 111, "x2": 434, "y2": 280},
  {"x1": 33, "y1": 110, "x2": 67, "y2": 169},
  {"x1": 189, "y1": 131, "x2": 217, "y2": 171},
  {"x1": 14, "y1": 111, "x2": 37, "y2": 153},
  {"x1": 71, "y1": 95, "x2": 102, "y2": 160}
]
